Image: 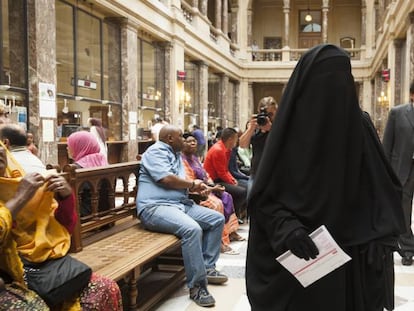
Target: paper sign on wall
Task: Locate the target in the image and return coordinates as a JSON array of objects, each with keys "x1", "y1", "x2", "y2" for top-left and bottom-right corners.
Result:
[{"x1": 39, "y1": 82, "x2": 57, "y2": 118}]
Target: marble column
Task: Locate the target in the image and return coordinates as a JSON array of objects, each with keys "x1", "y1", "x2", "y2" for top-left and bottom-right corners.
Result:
[
  {"x1": 361, "y1": 0, "x2": 367, "y2": 46},
  {"x1": 283, "y1": 0, "x2": 290, "y2": 47},
  {"x1": 219, "y1": 74, "x2": 229, "y2": 127},
  {"x1": 222, "y1": 0, "x2": 228, "y2": 36},
  {"x1": 248, "y1": 83, "x2": 253, "y2": 114},
  {"x1": 247, "y1": 9, "x2": 252, "y2": 45},
  {"x1": 196, "y1": 61, "x2": 209, "y2": 139},
  {"x1": 393, "y1": 39, "x2": 404, "y2": 106},
  {"x1": 27, "y1": 0, "x2": 57, "y2": 164},
  {"x1": 360, "y1": 79, "x2": 373, "y2": 115},
  {"x1": 236, "y1": 80, "x2": 249, "y2": 129},
  {"x1": 215, "y1": 0, "x2": 222, "y2": 31},
  {"x1": 409, "y1": 12, "x2": 414, "y2": 86},
  {"x1": 374, "y1": 74, "x2": 386, "y2": 136},
  {"x1": 230, "y1": 7, "x2": 238, "y2": 44},
  {"x1": 120, "y1": 18, "x2": 139, "y2": 161},
  {"x1": 104, "y1": 18, "x2": 123, "y2": 142},
  {"x1": 374, "y1": 0, "x2": 380, "y2": 39},
  {"x1": 234, "y1": 81, "x2": 240, "y2": 127},
  {"x1": 364, "y1": 0, "x2": 375, "y2": 56},
  {"x1": 322, "y1": 0, "x2": 329, "y2": 44},
  {"x1": 158, "y1": 42, "x2": 173, "y2": 124}
]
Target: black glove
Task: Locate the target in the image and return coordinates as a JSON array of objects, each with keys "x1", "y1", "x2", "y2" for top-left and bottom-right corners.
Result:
[{"x1": 285, "y1": 228, "x2": 319, "y2": 260}]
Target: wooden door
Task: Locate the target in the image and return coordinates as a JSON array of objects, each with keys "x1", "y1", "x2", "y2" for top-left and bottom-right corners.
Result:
[{"x1": 299, "y1": 34, "x2": 322, "y2": 49}]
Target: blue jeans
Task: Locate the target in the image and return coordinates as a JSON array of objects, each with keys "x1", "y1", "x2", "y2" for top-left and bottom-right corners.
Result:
[{"x1": 139, "y1": 203, "x2": 224, "y2": 288}]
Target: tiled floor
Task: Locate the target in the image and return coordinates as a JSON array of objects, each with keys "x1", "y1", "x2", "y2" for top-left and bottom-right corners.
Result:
[{"x1": 154, "y1": 222, "x2": 414, "y2": 311}]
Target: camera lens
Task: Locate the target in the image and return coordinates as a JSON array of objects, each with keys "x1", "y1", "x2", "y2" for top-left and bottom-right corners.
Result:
[{"x1": 257, "y1": 115, "x2": 267, "y2": 126}]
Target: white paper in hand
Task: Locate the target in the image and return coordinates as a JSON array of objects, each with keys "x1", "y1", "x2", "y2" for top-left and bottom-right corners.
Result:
[{"x1": 276, "y1": 225, "x2": 351, "y2": 287}]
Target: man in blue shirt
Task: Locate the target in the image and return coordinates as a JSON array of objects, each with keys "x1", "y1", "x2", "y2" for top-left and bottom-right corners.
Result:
[{"x1": 137, "y1": 125, "x2": 227, "y2": 307}]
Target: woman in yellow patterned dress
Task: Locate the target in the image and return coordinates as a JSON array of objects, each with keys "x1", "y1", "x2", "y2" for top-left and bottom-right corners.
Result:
[
  {"x1": 0, "y1": 139, "x2": 122, "y2": 311},
  {"x1": 0, "y1": 144, "x2": 49, "y2": 310}
]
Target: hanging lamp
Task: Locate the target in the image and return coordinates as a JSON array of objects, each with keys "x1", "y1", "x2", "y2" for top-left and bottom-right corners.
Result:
[{"x1": 305, "y1": 0, "x2": 313, "y2": 22}]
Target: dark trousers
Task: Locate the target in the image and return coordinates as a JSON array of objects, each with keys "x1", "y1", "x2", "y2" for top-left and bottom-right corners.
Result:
[{"x1": 400, "y1": 161, "x2": 414, "y2": 257}]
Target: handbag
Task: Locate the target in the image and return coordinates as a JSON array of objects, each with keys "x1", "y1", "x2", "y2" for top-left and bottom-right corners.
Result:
[{"x1": 22, "y1": 255, "x2": 92, "y2": 306}]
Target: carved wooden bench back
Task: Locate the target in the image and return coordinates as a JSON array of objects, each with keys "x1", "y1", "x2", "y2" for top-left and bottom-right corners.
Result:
[{"x1": 59, "y1": 161, "x2": 140, "y2": 252}]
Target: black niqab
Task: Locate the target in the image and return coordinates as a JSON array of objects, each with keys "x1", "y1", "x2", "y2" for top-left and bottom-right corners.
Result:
[{"x1": 246, "y1": 44, "x2": 405, "y2": 311}]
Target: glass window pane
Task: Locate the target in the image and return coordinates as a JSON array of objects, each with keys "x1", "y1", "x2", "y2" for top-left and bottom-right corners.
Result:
[
  {"x1": 2, "y1": 0, "x2": 26, "y2": 88},
  {"x1": 56, "y1": 1, "x2": 74, "y2": 95},
  {"x1": 154, "y1": 45, "x2": 164, "y2": 112},
  {"x1": 137, "y1": 38, "x2": 141, "y2": 105},
  {"x1": 184, "y1": 61, "x2": 195, "y2": 114},
  {"x1": 142, "y1": 41, "x2": 156, "y2": 109},
  {"x1": 77, "y1": 10, "x2": 101, "y2": 99},
  {"x1": 208, "y1": 73, "x2": 219, "y2": 118}
]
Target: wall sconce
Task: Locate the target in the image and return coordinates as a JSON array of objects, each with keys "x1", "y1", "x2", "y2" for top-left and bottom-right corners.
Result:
[
  {"x1": 179, "y1": 91, "x2": 191, "y2": 112},
  {"x1": 107, "y1": 104, "x2": 113, "y2": 117},
  {"x1": 154, "y1": 90, "x2": 161, "y2": 101},
  {"x1": 62, "y1": 99, "x2": 69, "y2": 114},
  {"x1": 377, "y1": 91, "x2": 389, "y2": 108}
]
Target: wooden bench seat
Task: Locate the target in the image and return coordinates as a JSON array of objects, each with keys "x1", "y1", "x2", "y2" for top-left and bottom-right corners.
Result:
[
  {"x1": 72, "y1": 222, "x2": 184, "y2": 310},
  {"x1": 52, "y1": 161, "x2": 186, "y2": 310}
]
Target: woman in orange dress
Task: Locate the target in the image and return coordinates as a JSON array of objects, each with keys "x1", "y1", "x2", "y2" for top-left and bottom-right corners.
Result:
[{"x1": 181, "y1": 133, "x2": 244, "y2": 254}]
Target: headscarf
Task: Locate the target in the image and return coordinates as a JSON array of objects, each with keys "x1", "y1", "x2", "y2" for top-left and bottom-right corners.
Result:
[
  {"x1": 67, "y1": 131, "x2": 108, "y2": 168},
  {"x1": 249, "y1": 44, "x2": 405, "y2": 252}
]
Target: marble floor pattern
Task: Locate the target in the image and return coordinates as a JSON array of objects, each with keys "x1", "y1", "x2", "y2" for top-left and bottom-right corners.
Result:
[{"x1": 154, "y1": 222, "x2": 414, "y2": 311}]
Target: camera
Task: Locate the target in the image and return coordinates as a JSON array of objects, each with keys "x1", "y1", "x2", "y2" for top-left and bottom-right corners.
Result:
[{"x1": 256, "y1": 107, "x2": 269, "y2": 126}]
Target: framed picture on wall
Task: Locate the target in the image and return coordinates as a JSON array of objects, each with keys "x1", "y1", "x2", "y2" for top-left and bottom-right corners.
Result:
[{"x1": 263, "y1": 37, "x2": 282, "y2": 49}]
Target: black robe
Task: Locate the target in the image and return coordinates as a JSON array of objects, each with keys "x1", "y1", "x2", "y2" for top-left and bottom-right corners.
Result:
[{"x1": 246, "y1": 44, "x2": 405, "y2": 311}]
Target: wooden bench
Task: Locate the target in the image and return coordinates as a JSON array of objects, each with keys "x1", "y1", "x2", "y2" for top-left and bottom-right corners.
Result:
[{"x1": 52, "y1": 161, "x2": 185, "y2": 311}]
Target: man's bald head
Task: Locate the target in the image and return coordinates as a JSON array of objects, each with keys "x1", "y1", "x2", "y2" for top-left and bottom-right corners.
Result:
[
  {"x1": 0, "y1": 124, "x2": 27, "y2": 148},
  {"x1": 159, "y1": 125, "x2": 179, "y2": 142},
  {"x1": 158, "y1": 125, "x2": 184, "y2": 152}
]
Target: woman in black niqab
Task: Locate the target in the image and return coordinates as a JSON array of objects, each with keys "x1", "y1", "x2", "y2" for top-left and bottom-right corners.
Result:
[{"x1": 246, "y1": 44, "x2": 405, "y2": 311}]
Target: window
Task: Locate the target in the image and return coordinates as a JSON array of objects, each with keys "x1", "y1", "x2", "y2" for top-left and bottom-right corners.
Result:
[
  {"x1": 299, "y1": 10, "x2": 321, "y2": 33},
  {"x1": 55, "y1": 0, "x2": 122, "y2": 140},
  {"x1": 139, "y1": 39, "x2": 165, "y2": 129},
  {"x1": 0, "y1": 0, "x2": 28, "y2": 129},
  {"x1": 1, "y1": 0, "x2": 27, "y2": 89}
]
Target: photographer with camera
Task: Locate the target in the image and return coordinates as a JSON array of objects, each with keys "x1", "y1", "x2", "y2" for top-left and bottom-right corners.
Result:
[{"x1": 239, "y1": 96, "x2": 278, "y2": 196}]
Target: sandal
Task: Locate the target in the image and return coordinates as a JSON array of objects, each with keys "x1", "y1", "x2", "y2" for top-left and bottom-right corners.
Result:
[
  {"x1": 223, "y1": 248, "x2": 239, "y2": 255},
  {"x1": 230, "y1": 232, "x2": 246, "y2": 242},
  {"x1": 221, "y1": 244, "x2": 239, "y2": 255}
]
